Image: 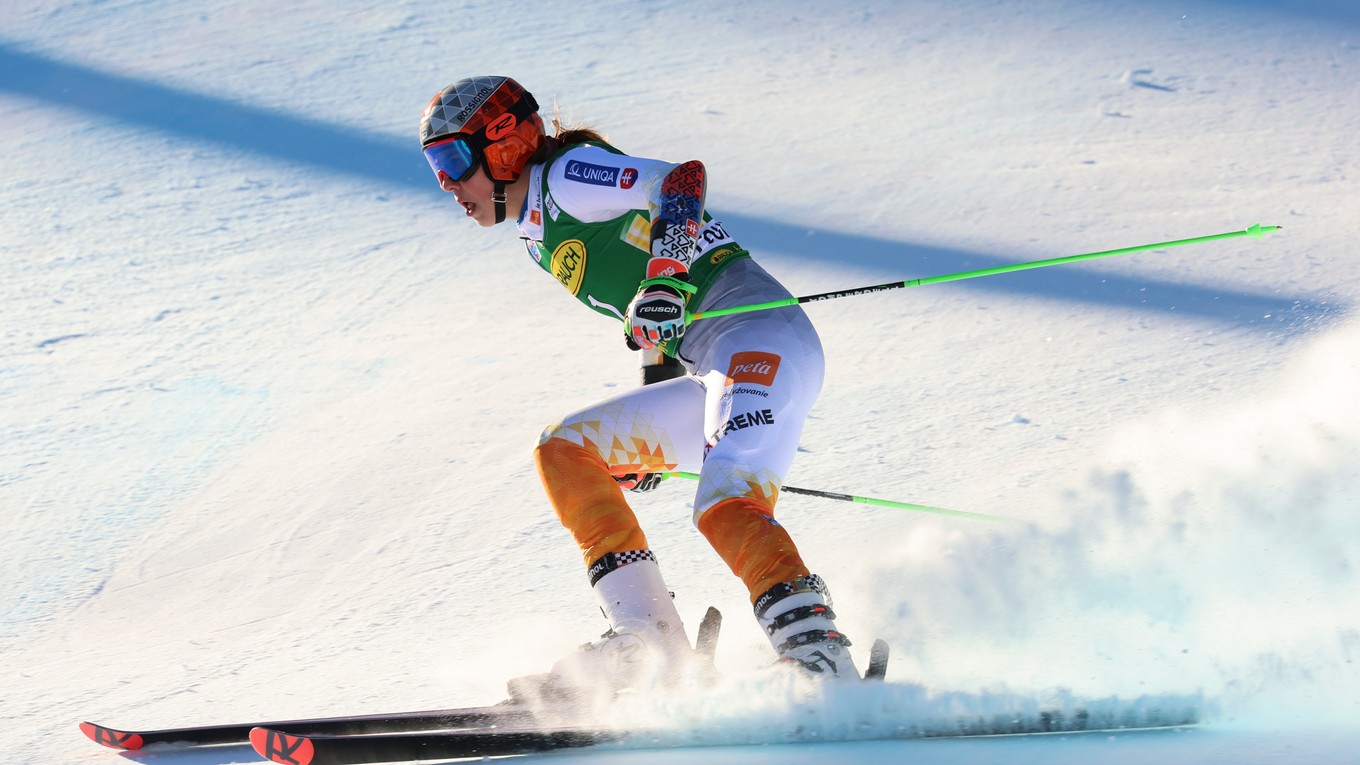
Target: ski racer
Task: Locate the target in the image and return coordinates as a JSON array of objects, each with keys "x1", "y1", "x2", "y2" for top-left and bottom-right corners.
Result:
[{"x1": 419, "y1": 76, "x2": 861, "y2": 693}]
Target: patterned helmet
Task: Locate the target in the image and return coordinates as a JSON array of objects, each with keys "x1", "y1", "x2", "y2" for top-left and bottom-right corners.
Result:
[{"x1": 419, "y1": 76, "x2": 544, "y2": 183}]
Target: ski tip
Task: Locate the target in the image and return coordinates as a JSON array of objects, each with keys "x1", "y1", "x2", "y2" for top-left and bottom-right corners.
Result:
[
  {"x1": 250, "y1": 726, "x2": 315, "y2": 765},
  {"x1": 695, "y1": 605, "x2": 723, "y2": 656},
  {"x1": 80, "y1": 721, "x2": 143, "y2": 750},
  {"x1": 864, "y1": 638, "x2": 890, "y2": 681}
]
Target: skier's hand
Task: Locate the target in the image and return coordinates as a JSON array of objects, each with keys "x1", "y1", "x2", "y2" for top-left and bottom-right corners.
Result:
[
  {"x1": 614, "y1": 472, "x2": 664, "y2": 493},
  {"x1": 624, "y1": 275, "x2": 694, "y2": 351}
]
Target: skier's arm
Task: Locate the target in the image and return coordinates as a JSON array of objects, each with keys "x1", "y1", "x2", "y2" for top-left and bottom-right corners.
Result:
[
  {"x1": 544, "y1": 144, "x2": 707, "y2": 277},
  {"x1": 546, "y1": 145, "x2": 675, "y2": 220},
  {"x1": 643, "y1": 160, "x2": 706, "y2": 280},
  {"x1": 623, "y1": 160, "x2": 706, "y2": 350},
  {"x1": 545, "y1": 145, "x2": 708, "y2": 350}
]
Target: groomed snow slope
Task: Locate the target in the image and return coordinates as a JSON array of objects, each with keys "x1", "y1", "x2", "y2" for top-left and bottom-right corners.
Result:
[{"x1": 2, "y1": 1, "x2": 1358, "y2": 762}]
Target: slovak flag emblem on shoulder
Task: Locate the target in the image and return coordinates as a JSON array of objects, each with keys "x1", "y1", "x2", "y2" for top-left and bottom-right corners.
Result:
[{"x1": 620, "y1": 168, "x2": 638, "y2": 189}]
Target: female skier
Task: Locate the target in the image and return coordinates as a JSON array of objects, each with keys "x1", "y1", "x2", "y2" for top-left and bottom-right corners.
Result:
[{"x1": 420, "y1": 76, "x2": 860, "y2": 693}]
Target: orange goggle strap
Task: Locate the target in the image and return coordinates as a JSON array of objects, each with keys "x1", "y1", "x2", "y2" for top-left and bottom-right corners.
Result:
[{"x1": 481, "y1": 112, "x2": 543, "y2": 223}]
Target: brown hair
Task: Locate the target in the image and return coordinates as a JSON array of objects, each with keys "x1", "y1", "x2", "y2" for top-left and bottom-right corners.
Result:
[{"x1": 529, "y1": 105, "x2": 608, "y2": 164}]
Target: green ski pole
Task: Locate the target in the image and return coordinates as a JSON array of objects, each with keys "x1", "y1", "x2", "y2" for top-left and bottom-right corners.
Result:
[
  {"x1": 663, "y1": 471, "x2": 1008, "y2": 522},
  {"x1": 690, "y1": 223, "x2": 1281, "y2": 321}
]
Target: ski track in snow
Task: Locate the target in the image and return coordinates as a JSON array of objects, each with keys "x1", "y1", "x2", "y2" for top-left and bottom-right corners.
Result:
[{"x1": 2, "y1": 0, "x2": 1358, "y2": 763}]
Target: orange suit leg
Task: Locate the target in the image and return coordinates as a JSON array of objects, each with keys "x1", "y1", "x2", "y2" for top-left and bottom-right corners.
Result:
[
  {"x1": 696, "y1": 496, "x2": 809, "y2": 603},
  {"x1": 535, "y1": 436, "x2": 649, "y2": 567}
]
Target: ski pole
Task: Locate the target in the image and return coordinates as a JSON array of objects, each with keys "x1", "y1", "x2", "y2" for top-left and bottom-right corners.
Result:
[
  {"x1": 689, "y1": 223, "x2": 1281, "y2": 321},
  {"x1": 662, "y1": 471, "x2": 1008, "y2": 522}
]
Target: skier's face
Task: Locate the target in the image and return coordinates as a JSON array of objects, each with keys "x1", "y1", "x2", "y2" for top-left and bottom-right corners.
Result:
[{"x1": 440, "y1": 166, "x2": 499, "y2": 227}]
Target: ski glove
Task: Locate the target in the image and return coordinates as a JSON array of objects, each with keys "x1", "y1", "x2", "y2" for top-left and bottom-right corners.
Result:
[
  {"x1": 613, "y1": 472, "x2": 664, "y2": 493},
  {"x1": 624, "y1": 274, "x2": 695, "y2": 351}
]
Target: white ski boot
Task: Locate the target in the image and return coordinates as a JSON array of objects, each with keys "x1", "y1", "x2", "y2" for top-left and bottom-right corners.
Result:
[
  {"x1": 755, "y1": 574, "x2": 860, "y2": 680},
  {"x1": 511, "y1": 551, "x2": 692, "y2": 703}
]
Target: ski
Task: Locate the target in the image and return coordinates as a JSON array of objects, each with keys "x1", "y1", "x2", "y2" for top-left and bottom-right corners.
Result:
[
  {"x1": 79, "y1": 703, "x2": 544, "y2": 751},
  {"x1": 82, "y1": 607, "x2": 725, "y2": 753},
  {"x1": 864, "y1": 638, "x2": 890, "y2": 681},
  {"x1": 251, "y1": 717, "x2": 1199, "y2": 765},
  {"x1": 694, "y1": 605, "x2": 722, "y2": 658},
  {"x1": 250, "y1": 725, "x2": 616, "y2": 765}
]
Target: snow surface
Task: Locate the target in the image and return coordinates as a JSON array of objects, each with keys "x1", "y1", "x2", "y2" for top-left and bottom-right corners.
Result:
[{"x1": 3, "y1": 0, "x2": 1359, "y2": 762}]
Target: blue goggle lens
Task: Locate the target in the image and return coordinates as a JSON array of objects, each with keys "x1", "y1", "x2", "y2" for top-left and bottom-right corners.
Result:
[{"x1": 423, "y1": 138, "x2": 478, "y2": 184}]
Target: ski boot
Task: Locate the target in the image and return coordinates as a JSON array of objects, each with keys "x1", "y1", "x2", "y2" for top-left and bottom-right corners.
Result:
[
  {"x1": 755, "y1": 574, "x2": 860, "y2": 680},
  {"x1": 509, "y1": 552, "x2": 693, "y2": 704}
]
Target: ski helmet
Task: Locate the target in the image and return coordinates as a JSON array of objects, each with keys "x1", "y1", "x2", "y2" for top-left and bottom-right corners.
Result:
[{"x1": 420, "y1": 76, "x2": 543, "y2": 223}]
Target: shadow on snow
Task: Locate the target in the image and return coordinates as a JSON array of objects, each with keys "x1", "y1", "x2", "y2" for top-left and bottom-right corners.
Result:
[{"x1": 1, "y1": 42, "x2": 1341, "y2": 335}]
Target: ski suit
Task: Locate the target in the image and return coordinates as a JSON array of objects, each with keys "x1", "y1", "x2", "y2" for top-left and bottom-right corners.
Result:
[{"x1": 517, "y1": 142, "x2": 824, "y2": 603}]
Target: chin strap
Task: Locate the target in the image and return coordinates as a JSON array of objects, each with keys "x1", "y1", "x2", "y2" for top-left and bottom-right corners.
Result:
[{"x1": 492, "y1": 181, "x2": 508, "y2": 224}]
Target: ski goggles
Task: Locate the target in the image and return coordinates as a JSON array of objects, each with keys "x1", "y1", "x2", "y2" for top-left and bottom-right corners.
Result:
[{"x1": 423, "y1": 136, "x2": 480, "y2": 186}]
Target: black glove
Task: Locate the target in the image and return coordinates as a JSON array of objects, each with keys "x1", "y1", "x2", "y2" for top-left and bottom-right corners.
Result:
[{"x1": 613, "y1": 472, "x2": 665, "y2": 493}]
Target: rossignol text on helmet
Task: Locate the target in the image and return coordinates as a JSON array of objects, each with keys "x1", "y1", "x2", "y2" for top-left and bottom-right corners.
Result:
[{"x1": 420, "y1": 77, "x2": 544, "y2": 223}]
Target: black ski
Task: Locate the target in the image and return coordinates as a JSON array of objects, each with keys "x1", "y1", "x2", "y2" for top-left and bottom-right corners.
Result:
[
  {"x1": 864, "y1": 637, "x2": 890, "y2": 680},
  {"x1": 79, "y1": 703, "x2": 541, "y2": 751},
  {"x1": 251, "y1": 717, "x2": 1199, "y2": 765},
  {"x1": 250, "y1": 725, "x2": 617, "y2": 765},
  {"x1": 694, "y1": 605, "x2": 723, "y2": 658},
  {"x1": 247, "y1": 609, "x2": 720, "y2": 765},
  {"x1": 82, "y1": 607, "x2": 725, "y2": 753}
]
